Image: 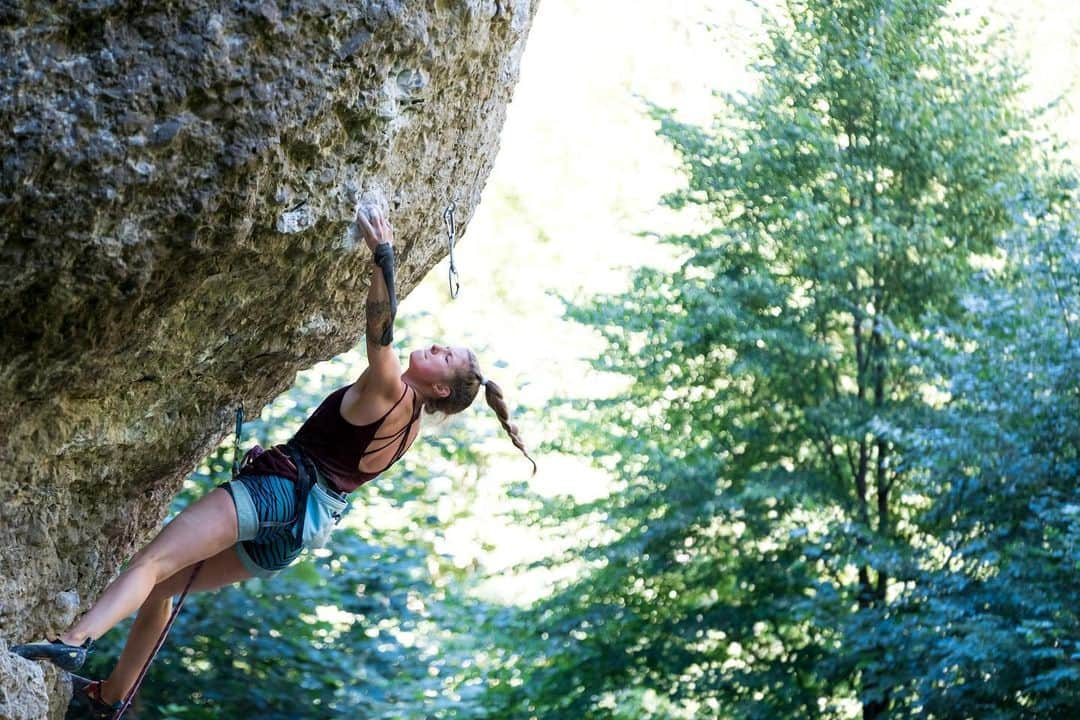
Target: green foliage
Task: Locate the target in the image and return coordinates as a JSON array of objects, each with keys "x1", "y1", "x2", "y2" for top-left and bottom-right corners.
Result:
[
  {"x1": 891, "y1": 181, "x2": 1080, "y2": 717},
  {"x1": 480, "y1": 1, "x2": 1077, "y2": 718}
]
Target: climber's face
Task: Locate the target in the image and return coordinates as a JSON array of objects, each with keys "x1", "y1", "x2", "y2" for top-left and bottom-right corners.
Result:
[{"x1": 406, "y1": 344, "x2": 473, "y2": 399}]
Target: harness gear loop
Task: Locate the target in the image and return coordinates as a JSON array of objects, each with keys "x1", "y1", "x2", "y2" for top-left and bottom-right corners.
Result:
[
  {"x1": 444, "y1": 202, "x2": 460, "y2": 299},
  {"x1": 112, "y1": 560, "x2": 204, "y2": 720}
]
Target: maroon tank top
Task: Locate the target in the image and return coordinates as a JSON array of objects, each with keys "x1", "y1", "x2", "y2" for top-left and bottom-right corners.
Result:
[
  {"x1": 285, "y1": 383, "x2": 420, "y2": 493},
  {"x1": 236, "y1": 384, "x2": 420, "y2": 492}
]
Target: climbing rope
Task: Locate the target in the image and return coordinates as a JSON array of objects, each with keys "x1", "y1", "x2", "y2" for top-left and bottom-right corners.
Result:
[
  {"x1": 112, "y1": 559, "x2": 203, "y2": 720},
  {"x1": 112, "y1": 405, "x2": 244, "y2": 718},
  {"x1": 444, "y1": 202, "x2": 460, "y2": 299}
]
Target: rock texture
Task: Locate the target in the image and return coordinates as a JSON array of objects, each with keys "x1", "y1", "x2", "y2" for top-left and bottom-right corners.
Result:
[{"x1": 0, "y1": 1, "x2": 538, "y2": 716}]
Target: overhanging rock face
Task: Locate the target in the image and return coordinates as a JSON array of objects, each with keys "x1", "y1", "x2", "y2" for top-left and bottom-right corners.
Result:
[{"x1": 0, "y1": 1, "x2": 538, "y2": 715}]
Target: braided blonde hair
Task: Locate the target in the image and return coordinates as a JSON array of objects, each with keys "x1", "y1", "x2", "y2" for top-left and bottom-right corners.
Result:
[{"x1": 425, "y1": 350, "x2": 537, "y2": 474}]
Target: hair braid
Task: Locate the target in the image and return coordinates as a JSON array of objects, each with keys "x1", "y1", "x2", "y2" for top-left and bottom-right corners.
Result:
[
  {"x1": 424, "y1": 349, "x2": 537, "y2": 475},
  {"x1": 482, "y1": 379, "x2": 537, "y2": 475}
]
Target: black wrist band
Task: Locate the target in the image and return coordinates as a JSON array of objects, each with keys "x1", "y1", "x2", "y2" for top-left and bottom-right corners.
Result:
[{"x1": 373, "y1": 242, "x2": 394, "y2": 265}]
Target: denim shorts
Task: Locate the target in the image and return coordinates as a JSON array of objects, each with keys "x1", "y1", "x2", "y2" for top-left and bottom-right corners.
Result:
[{"x1": 219, "y1": 474, "x2": 303, "y2": 579}]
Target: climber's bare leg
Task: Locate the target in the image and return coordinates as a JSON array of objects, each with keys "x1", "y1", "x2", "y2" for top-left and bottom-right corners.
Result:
[
  {"x1": 60, "y1": 487, "x2": 239, "y2": 646},
  {"x1": 97, "y1": 547, "x2": 253, "y2": 705}
]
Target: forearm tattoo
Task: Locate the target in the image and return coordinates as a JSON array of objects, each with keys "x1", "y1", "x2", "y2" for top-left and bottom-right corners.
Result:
[{"x1": 366, "y1": 299, "x2": 394, "y2": 347}]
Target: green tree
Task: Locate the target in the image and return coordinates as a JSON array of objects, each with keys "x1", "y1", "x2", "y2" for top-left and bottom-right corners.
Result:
[
  {"x1": 484, "y1": 1, "x2": 1052, "y2": 718},
  {"x1": 892, "y1": 180, "x2": 1079, "y2": 718}
]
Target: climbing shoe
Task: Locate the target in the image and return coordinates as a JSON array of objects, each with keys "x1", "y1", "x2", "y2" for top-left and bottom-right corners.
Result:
[
  {"x1": 69, "y1": 675, "x2": 122, "y2": 719},
  {"x1": 10, "y1": 637, "x2": 92, "y2": 672}
]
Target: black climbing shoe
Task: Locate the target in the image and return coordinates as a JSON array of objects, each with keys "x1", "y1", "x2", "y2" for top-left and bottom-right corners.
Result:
[
  {"x1": 11, "y1": 637, "x2": 92, "y2": 672},
  {"x1": 69, "y1": 675, "x2": 122, "y2": 719}
]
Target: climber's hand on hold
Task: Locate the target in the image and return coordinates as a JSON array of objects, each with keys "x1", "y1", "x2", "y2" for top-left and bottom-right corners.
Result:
[
  {"x1": 361, "y1": 203, "x2": 399, "y2": 349},
  {"x1": 356, "y1": 206, "x2": 394, "y2": 252}
]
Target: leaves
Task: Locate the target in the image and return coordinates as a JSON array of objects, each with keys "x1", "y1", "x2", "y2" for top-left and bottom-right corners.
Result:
[{"x1": 478, "y1": 1, "x2": 1078, "y2": 719}]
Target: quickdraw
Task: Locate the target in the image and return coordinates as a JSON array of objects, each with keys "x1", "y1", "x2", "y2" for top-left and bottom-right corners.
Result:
[{"x1": 444, "y1": 202, "x2": 460, "y2": 299}]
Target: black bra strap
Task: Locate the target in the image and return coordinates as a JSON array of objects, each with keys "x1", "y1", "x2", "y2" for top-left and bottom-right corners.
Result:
[
  {"x1": 362, "y1": 390, "x2": 421, "y2": 474},
  {"x1": 362, "y1": 435, "x2": 406, "y2": 457},
  {"x1": 377, "y1": 384, "x2": 410, "y2": 424},
  {"x1": 358, "y1": 384, "x2": 411, "y2": 442},
  {"x1": 360, "y1": 386, "x2": 413, "y2": 456}
]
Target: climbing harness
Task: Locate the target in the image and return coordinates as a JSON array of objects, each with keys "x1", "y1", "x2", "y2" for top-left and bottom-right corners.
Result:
[
  {"x1": 281, "y1": 441, "x2": 348, "y2": 550},
  {"x1": 110, "y1": 405, "x2": 246, "y2": 718},
  {"x1": 444, "y1": 202, "x2": 460, "y2": 299}
]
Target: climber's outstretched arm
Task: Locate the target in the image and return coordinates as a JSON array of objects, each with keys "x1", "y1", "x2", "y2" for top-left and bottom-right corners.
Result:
[{"x1": 356, "y1": 207, "x2": 403, "y2": 391}]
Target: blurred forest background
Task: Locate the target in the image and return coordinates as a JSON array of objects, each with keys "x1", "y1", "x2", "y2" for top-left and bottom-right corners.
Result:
[{"x1": 83, "y1": 0, "x2": 1078, "y2": 718}]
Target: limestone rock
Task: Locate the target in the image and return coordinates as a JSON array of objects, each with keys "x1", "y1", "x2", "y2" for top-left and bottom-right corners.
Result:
[{"x1": 0, "y1": 0, "x2": 538, "y2": 715}]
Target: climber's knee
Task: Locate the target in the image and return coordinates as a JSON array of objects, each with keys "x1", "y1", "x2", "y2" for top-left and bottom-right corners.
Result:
[
  {"x1": 125, "y1": 554, "x2": 172, "y2": 589},
  {"x1": 127, "y1": 544, "x2": 152, "y2": 568}
]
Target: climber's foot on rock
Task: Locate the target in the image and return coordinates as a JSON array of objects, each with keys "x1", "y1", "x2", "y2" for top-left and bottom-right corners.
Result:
[
  {"x1": 69, "y1": 675, "x2": 122, "y2": 719},
  {"x1": 11, "y1": 637, "x2": 92, "y2": 672}
]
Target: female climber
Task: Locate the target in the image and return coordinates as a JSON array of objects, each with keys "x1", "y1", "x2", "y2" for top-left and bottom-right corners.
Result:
[{"x1": 12, "y1": 206, "x2": 536, "y2": 714}]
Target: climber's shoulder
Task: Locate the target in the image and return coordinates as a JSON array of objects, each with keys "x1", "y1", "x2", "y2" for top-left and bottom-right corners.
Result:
[{"x1": 350, "y1": 360, "x2": 406, "y2": 404}]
